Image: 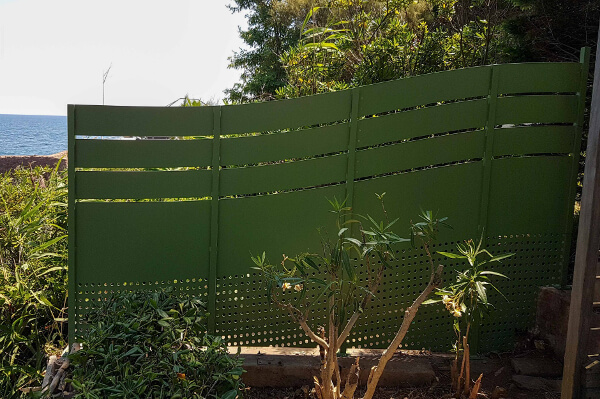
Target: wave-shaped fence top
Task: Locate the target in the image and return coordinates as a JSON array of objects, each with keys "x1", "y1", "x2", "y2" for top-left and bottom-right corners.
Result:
[{"x1": 69, "y1": 53, "x2": 589, "y2": 352}]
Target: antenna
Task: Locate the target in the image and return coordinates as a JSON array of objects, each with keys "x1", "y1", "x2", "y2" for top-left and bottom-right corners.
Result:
[{"x1": 102, "y1": 63, "x2": 112, "y2": 105}]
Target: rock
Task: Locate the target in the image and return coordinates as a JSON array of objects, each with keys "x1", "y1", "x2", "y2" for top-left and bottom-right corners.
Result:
[
  {"x1": 508, "y1": 383, "x2": 516, "y2": 394},
  {"x1": 0, "y1": 152, "x2": 67, "y2": 174},
  {"x1": 242, "y1": 352, "x2": 435, "y2": 388},
  {"x1": 511, "y1": 375, "x2": 561, "y2": 391},
  {"x1": 491, "y1": 386, "x2": 508, "y2": 399},
  {"x1": 536, "y1": 287, "x2": 570, "y2": 359},
  {"x1": 339, "y1": 355, "x2": 436, "y2": 387},
  {"x1": 534, "y1": 340, "x2": 546, "y2": 351},
  {"x1": 511, "y1": 357, "x2": 563, "y2": 378}
]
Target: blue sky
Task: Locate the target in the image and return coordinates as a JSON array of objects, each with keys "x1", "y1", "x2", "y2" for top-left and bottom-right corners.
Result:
[{"x1": 0, "y1": 0, "x2": 248, "y2": 115}]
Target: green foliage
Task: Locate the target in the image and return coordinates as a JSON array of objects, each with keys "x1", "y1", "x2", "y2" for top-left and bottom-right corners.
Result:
[
  {"x1": 427, "y1": 237, "x2": 513, "y2": 348},
  {"x1": 503, "y1": 0, "x2": 598, "y2": 63},
  {"x1": 252, "y1": 195, "x2": 447, "y2": 345},
  {"x1": 273, "y1": 0, "x2": 515, "y2": 98},
  {"x1": 180, "y1": 96, "x2": 206, "y2": 107},
  {"x1": 225, "y1": 0, "x2": 313, "y2": 102},
  {"x1": 227, "y1": 0, "x2": 596, "y2": 104},
  {"x1": 252, "y1": 196, "x2": 407, "y2": 327},
  {"x1": 410, "y1": 209, "x2": 450, "y2": 250},
  {"x1": 0, "y1": 163, "x2": 68, "y2": 398},
  {"x1": 69, "y1": 290, "x2": 244, "y2": 399},
  {"x1": 229, "y1": 0, "x2": 598, "y2": 100},
  {"x1": 252, "y1": 197, "x2": 451, "y2": 397}
]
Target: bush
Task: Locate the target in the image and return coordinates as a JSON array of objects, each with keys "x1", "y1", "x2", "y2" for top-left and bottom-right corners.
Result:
[
  {"x1": 0, "y1": 163, "x2": 68, "y2": 398},
  {"x1": 69, "y1": 289, "x2": 244, "y2": 399}
]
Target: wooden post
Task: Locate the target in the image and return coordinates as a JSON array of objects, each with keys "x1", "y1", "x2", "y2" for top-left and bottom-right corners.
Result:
[{"x1": 562, "y1": 31, "x2": 600, "y2": 399}]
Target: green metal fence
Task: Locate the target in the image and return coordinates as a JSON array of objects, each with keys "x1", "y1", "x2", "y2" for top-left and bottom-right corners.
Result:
[{"x1": 68, "y1": 51, "x2": 590, "y2": 352}]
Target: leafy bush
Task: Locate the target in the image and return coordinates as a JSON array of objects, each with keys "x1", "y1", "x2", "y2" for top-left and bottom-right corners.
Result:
[
  {"x1": 252, "y1": 197, "x2": 449, "y2": 399},
  {"x1": 69, "y1": 290, "x2": 244, "y2": 399},
  {"x1": 428, "y1": 238, "x2": 512, "y2": 397},
  {"x1": 0, "y1": 163, "x2": 68, "y2": 398}
]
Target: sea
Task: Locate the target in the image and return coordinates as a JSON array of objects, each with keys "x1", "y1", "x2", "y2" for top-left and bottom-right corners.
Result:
[{"x1": 0, "y1": 114, "x2": 67, "y2": 156}]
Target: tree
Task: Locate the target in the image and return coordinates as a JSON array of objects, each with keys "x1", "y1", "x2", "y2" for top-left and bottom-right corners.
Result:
[
  {"x1": 275, "y1": 0, "x2": 516, "y2": 99},
  {"x1": 253, "y1": 197, "x2": 513, "y2": 399},
  {"x1": 252, "y1": 201, "x2": 449, "y2": 399},
  {"x1": 503, "y1": 0, "x2": 599, "y2": 63},
  {"x1": 224, "y1": 0, "x2": 315, "y2": 102}
]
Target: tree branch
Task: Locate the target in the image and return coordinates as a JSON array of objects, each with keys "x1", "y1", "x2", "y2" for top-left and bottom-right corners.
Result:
[
  {"x1": 337, "y1": 257, "x2": 386, "y2": 348},
  {"x1": 299, "y1": 320, "x2": 329, "y2": 349},
  {"x1": 337, "y1": 311, "x2": 361, "y2": 348},
  {"x1": 361, "y1": 264, "x2": 444, "y2": 399},
  {"x1": 273, "y1": 296, "x2": 329, "y2": 349}
]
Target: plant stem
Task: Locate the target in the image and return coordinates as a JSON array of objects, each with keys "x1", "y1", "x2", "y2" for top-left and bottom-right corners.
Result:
[{"x1": 361, "y1": 264, "x2": 444, "y2": 399}]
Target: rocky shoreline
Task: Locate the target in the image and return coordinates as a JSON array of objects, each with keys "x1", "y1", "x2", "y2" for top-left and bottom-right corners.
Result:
[{"x1": 0, "y1": 151, "x2": 67, "y2": 174}]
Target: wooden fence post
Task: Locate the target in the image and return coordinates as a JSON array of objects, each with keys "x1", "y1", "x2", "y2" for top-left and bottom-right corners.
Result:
[{"x1": 562, "y1": 27, "x2": 600, "y2": 399}]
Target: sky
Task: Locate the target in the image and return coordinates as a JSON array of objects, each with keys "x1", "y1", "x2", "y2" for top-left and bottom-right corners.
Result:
[{"x1": 0, "y1": 0, "x2": 248, "y2": 116}]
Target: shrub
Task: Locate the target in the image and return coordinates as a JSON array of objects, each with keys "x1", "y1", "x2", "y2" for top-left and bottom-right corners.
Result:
[
  {"x1": 69, "y1": 289, "x2": 244, "y2": 399},
  {"x1": 252, "y1": 196, "x2": 449, "y2": 399},
  {"x1": 0, "y1": 163, "x2": 68, "y2": 398},
  {"x1": 429, "y1": 238, "x2": 512, "y2": 397}
]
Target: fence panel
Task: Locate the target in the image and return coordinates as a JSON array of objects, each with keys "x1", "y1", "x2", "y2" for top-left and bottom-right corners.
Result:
[{"x1": 68, "y1": 55, "x2": 589, "y2": 352}]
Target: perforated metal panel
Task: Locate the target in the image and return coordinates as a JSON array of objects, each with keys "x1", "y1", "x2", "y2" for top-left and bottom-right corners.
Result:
[{"x1": 68, "y1": 55, "x2": 589, "y2": 352}]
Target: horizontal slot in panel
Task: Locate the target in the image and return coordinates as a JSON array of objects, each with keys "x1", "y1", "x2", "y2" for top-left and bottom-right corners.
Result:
[
  {"x1": 220, "y1": 90, "x2": 351, "y2": 134},
  {"x1": 220, "y1": 154, "x2": 347, "y2": 196},
  {"x1": 76, "y1": 201, "x2": 211, "y2": 282},
  {"x1": 487, "y1": 156, "x2": 572, "y2": 233},
  {"x1": 357, "y1": 99, "x2": 487, "y2": 147},
  {"x1": 495, "y1": 95, "x2": 578, "y2": 125},
  {"x1": 493, "y1": 125, "x2": 577, "y2": 156},
  {"x1": 76, "y1": 170, "x2": 212, "y2": 199},
  {"x1": 220, "y1": 123, "x2": 349, "y2": 165},
  {"x1": 74, "y1": 105, "x2": 214, "y2": 137},
  {"x1": 353, "y1": 161, "x2": 483, "y2": 238},
  {"x1": 355, "y1": 131, "x2": 485, "y2": 179},
  {"x1": 496, "y1": 62, "x2": 581, "y2": 94},
  {"x1": 358, "y1": 66, "x2": 491, "y2": 117},
  {"x1": 76, "y1": 138, "x2": 213, "y2": 168}
]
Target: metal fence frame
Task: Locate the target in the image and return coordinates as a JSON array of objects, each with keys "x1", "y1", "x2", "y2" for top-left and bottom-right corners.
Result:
[{"x1": 68, "y1": 51, "x2": 590, "y2": 353}]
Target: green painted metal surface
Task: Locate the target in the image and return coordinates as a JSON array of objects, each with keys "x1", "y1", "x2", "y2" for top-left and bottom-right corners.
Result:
[{"x1": 68, "y1": 54, "x2": 589, "y2": 352}]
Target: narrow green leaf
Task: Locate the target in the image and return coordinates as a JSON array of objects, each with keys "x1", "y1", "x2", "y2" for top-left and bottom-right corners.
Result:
[
  {"x1": 303, "y1": 257, "x2": 320, "y2": 271},
  {"x1": 480, "y1": 271, "x2": 509, "y2": 279},
  {"x1": 475, "y1": 282, "x2": 487, "y2": 304},
  {"x1": 438, "y1": 251, "x2": 467, "y2": 259},
  {"x1": 345, "y1": 237, "x2": 362, "y2": 246},
  {"x1": 488, "y1": 253, "x2": 515, "y2": 263}
]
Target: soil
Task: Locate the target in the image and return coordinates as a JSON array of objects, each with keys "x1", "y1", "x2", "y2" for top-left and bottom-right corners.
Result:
[
  {"x1": 243, "y1": 350, "x2": 562, "y2": 399},
  {"x1": 0, "y1": 151, "x2": 67, "y2": 174}
]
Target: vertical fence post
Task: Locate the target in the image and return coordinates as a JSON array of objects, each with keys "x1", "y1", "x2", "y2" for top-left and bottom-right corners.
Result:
[
  {"x1": 473, "y1": 66, "x2": 500, "y2": 353},
  {"x1": 478, "y1": 66, "x2": 499, "y2": 242},
  {"x1": 561, "y1": 47, "x2": 591, "y2": 288},
  {"x1": 345, "y1": 88, "x2": 360, "y2": 208},
  {"x1": 67, "y1": 105, "x2": 76, "y2": 349},
  {"x1": 562, "y1": 38, "x2": 600, "y2": 399},
  {"x1": 339, "y1": 88, "x2": 360, "y2": 354},
  {"x1": 208, "y1": 107, "x2": 222, "y2": 335}
]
